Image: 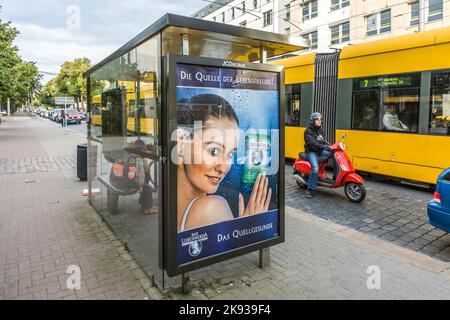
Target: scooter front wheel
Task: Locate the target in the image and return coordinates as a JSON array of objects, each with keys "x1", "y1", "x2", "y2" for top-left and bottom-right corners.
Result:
[{"x1": 345, "y1": 183, "x2": 366, "y2": 203}]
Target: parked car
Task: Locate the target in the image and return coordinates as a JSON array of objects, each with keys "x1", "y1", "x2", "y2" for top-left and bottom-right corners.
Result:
[
  {"x1": 427, "y1": 168, "x2": 450, "y2": 233},
  {"x1": 79, "y1": 111, "x2": 86, "y2": 121},
  {"x1": 66, "y1": 109, "x2": 82, "y2": 125},
  {"x1": 0, "y1": 110, "x2": 7, "y2": 116},
  {"x1": 51, "y1": 109, "x2": 62, "y2": 121}
]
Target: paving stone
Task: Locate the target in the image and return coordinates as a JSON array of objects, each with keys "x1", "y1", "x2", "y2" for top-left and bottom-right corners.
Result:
[
  {"x1": 284, "y1": 167, "x2": 450, "y2": 262},
  {"x1": 0, "y1": 117, "x2": 149, "y2": 300}
]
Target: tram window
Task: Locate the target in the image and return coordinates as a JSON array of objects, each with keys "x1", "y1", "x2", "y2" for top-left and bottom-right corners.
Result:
[
  {"x1": 286, "y1": 84, "x2": 301, "y2": 126},
  {"x1": 352, "y1": 73, "x2": 420, "y2": 133},
  {"x1": 381, "y1": 89, "x2": 419, "y2": 132},
  {"x1": 352, "y1": 91, "x2": 380, "y2": 130},
  {"x1": 430, "y1": 72, "x2": 450, "y2": 136}
]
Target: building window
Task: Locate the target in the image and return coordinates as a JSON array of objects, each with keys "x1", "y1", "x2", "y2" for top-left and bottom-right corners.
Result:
[
  {"x1": 240, "y1": 20, "x2": 247, "y2": 27},
  {"x1": 263, "y1": 10, "x2": 273, "y2": 27},
  {"x1": 380, "y1": 9, "x2": 391, "y2": 33},
  {"x1": 286, "y1": 84, "x2": 301, "y2": 126},
  {"x1": 330, "y1": 21, "x2": 350, "y2": 45},
  {"x1": 303, "y1": 30, "x2": 318, "y2": 49},
  {"x1": 429, "y1": 72, "x2": 450, "y2": 135},
  {"x1": 366, "y1": 9, "x2": 391, "y2": 36},
  {"x1": 222, "y1": 12, "x2": 225, "y2": 23},
  {"x1": 231, "y1": 7, "x2": 235, "y2": 20},
  {"x1": 428, "y1": 0, "x2": 443, "y2": 22},
  {"x1": 285, "y1": 4, "x2": 291, "y2": 20},
  {"x1": 253, "y1": 0, "x2": 258, "y2": 9},
  {"x1": 352, "y1": 73, "x2": 421, "y2": 132},
  {"x1": 331, "y1": 0, "x2": 349, "y2": 11},
  {"x1": 303, "y1": 0, "x2": 318, "y2": 21},
  {"x1": 285, "y1": 27, "x2": 291, "y2": 35},
  {"x1": 410, "y1": 1, "x2": 420, "y2": 26},
  {"x1": 213, "y1": 16, "x2": 216, "y2": 22},
  {"x1": 242, "y1": 1, "x2": 246, "y2": 14}
]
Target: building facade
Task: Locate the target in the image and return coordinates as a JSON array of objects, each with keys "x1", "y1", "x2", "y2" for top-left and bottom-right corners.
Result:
[
  {"x1": 350, "y1": 0, "x2": 450, "y2": 45},
  {"x1": 193, "y1": 0, "x2": 284, "y2": 34},
  {"x1": 193, "y1": 0, "x2": 450, "y2": 53},
  {"x1": 192, "y1": 0, "x2": 351, "y2": 53}
]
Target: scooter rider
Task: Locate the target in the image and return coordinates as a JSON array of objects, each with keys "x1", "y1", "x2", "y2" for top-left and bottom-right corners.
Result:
[{"x1": 304, "y1": 112, "x2": 333, "y2": 199}]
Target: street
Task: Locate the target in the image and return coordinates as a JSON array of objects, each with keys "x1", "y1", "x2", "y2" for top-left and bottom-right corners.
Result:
[
  {"x1": 1, "y1": 115, "x2": 450, "y2": 299},
  {"x1": 285, "y1": 168, "x2": 450, "y2": 262},
  {"x1": 38, "y1": 115, "x2": 87, "y2": 136},
  {"x1": 67, "y1": 122, "x2": 87, "y2": 136}
]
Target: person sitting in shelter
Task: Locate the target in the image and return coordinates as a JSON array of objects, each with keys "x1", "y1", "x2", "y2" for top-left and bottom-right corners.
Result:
[{"x1": 133, "y1": 138, "x2": 158, "y2": 215}]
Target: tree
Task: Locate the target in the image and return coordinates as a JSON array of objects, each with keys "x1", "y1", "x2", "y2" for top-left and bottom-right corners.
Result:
[
  {"x1": 39, "y1": 57, "x2": 96, "y2": 109},
  {"x1": 39, "y1": 78, "x2": 59, "y2": 107},
  {"x1": 0, "y1": 7, "x2": 40, "y2": 113},
  {"x1": 53, "y1": 58, "x2": 92, "y2": 109},
  {"x1": 11, "y1": 61, "x2": 40, "y2": 105}
]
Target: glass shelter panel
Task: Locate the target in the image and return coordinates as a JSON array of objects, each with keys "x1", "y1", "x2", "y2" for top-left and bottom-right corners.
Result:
[{"x1": 88, "y1": 34, "x2": 163, "y2": 287}]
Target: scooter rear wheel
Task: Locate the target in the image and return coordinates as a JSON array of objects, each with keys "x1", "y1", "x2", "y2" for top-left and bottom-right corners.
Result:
[
  {"x1": 345, "y1": 183, "x2": 366, "y2": 203},
  {"x1": 296, "y1": 180, "x2": 308, "y2": 189}
]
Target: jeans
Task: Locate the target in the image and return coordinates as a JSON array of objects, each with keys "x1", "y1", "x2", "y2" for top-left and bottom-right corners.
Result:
[
  {"x1": 305, "y1": 150, "x2": 334, "y2": 190},
  {"x1": 138, "y1": 172, "x2": 153, "y2": 209},
  {"x1": 61, "y1": 118, "x2": 67, "y2": 127}
]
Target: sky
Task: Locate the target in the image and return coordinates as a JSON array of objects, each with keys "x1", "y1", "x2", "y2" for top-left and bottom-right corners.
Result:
[{"x1": 0, "y1": 0, "x2": 206, "y2": 84}]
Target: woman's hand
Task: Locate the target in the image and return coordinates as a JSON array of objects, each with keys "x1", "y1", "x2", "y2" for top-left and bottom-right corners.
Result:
[{"x1": 239, "y1": 172, "x2": 272, "y2": 217}]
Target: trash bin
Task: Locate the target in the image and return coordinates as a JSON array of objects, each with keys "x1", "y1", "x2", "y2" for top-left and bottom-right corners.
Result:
[{"x1": 77, "y1": 143, "x2": 88, "y2": 180}]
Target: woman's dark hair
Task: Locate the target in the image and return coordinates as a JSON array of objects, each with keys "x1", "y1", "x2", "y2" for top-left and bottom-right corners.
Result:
[{"x1": 177, "y1": 94, "x2": 239, "y2": 127}]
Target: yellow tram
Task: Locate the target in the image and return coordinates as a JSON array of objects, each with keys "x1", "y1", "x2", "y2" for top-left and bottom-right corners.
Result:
[
  {"x1": 274, "y1": 26, "x2": 450, "y2": 185},
  {"x1": 90, "y1": 79, "x2": 157, "y2": 137}
]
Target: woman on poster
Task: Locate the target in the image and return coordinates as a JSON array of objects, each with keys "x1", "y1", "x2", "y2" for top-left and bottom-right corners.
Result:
[{"x1": 176, "y1": 94, "x2": 272, "y2": 232}]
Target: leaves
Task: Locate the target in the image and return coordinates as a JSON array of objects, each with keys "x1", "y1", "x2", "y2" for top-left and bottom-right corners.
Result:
[
  {"x1": 0, "y1": 9, "x2": 40, "y2": 109},
  {"x1": 40, "y1": 58, "x2": 94, "y2": 107}
]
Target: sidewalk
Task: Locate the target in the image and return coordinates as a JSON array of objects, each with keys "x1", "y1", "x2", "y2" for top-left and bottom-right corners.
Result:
[
  {"x1": 0, "y1": 116, "x2": 150, "y2": 299},
  {"x1": 1, "y1": 116, "x2": 450, "y2": 300},
  {"x1": 171, "y1": 206, "x2": 450, "y2": 300}
]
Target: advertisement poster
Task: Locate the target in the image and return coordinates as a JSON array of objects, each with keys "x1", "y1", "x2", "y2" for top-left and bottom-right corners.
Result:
[{"x1": 174, "y1": 63, "x2": 280, "y2": 266}]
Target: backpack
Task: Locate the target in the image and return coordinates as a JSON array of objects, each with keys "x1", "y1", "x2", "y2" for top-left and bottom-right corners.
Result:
[{"x1": 109, "y1": 155, "x2": 138, "y2": 190}]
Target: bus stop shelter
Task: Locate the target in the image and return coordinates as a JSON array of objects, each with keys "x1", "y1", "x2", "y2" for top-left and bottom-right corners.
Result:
[{"x1": 84, "y1": 13, "x2": 308, "y2": 290}]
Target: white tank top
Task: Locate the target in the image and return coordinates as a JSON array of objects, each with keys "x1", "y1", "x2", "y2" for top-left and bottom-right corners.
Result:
[{"x1": 179, "y1": 197, "x2": 199, "y2": 232}]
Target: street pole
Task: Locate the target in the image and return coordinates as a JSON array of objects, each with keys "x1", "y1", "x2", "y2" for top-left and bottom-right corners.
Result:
[
  {"x1": 258, "y1": 45, "x2": 270, "y2": 270},
  {"x1": 7, "y1": 98, "x2": 10, "y2": 116},
  {"x1": 419, "y1": 0, "x2": 426, "y2": 32}
]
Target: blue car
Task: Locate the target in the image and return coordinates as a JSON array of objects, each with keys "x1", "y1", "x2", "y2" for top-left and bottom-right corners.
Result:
[{"x1": 428, "y1": 168, "x2": 450, "y2": 233}]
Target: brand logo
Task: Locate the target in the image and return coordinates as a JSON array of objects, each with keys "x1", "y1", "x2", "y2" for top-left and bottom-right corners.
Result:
[
  {"x1": 181, "y1": 232, "x2": 208, "y2": 257},
  {"x1": 222, "y1": 61, "x2": 246, "y2": 69},
  {"x1": 188, "y1": 241, "x2": 203, "y2": 257}
]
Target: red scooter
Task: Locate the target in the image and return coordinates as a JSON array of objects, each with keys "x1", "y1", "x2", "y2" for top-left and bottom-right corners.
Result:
[{"x1": 293, "y1": 133, "x2": 366, "y2": 203}]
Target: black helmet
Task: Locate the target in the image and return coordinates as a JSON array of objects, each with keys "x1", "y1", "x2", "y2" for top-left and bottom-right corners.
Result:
[{"x1": 310, "y1": 112, "x2": 322, "y2": 121}]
